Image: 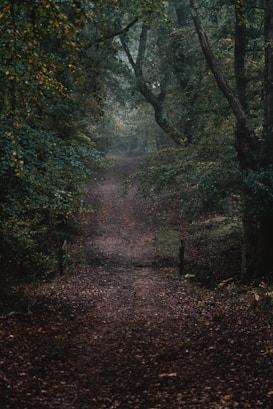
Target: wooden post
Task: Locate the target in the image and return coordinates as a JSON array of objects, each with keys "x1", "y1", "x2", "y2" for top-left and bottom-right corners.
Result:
[
  {"x1": 58, "y1": 239, "x2": 67, "y2": 275},
  {"x1": 179, "y1": 239, "x2": 185, "y2": 275}
]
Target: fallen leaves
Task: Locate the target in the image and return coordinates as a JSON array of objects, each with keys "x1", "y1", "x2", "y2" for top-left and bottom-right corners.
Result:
[{"x1": 0, "y1": 158, "x2": 273, "y2": 409}]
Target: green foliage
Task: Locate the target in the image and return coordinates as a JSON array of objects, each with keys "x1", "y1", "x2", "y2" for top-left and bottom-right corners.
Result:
[
  {"x1": 0, "y1": 1, "x2": 81, "y2": 115},
  {"x1": 0, "y1": 0, "x2": 108, "y2": 281},
  {"x1": 0, "y1": 117, "x2": 104, "y2": 280},
  {"x1": 87, "y1": 0, "x2": 167, "y2": 31},
  {"x1": 242, "y1": 167, "x2": 273, "y2": 214},
  {"x1": 0, "y1": 0, "x2": 172, "y2": 283},
  {"x1": 131, "y1": 130, "x2": 239, "y2": 215}
]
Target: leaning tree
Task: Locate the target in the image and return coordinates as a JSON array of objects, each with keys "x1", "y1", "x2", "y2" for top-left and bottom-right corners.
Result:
[{"x1": 190, "y1": 0, "x2": 273, "y2": 279}]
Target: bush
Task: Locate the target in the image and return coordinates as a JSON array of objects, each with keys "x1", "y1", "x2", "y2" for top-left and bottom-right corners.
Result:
[
  {"x1": 0, "y1": 119, "x2": 104, "y2": 281},
  {"x1": 130, "y1": 134, "x2": 240, "y2": 216}
]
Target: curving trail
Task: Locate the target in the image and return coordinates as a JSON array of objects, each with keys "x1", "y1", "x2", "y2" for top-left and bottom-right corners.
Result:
[{"x1": 0, "y1": 157, "x2": 273, "y2": 409}]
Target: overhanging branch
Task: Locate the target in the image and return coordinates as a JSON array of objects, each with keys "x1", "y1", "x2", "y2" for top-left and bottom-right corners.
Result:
[
  {"x1": 120, "y1": 25, "x2": 185, "y2": 145},
  {"x1": 95, "y1": 17, "x2": 138, "y2": 43},
  {"x1": 190, "y1": 1, "x2": 247, "y2": 126}
]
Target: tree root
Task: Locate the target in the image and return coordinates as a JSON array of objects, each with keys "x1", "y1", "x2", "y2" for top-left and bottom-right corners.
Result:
[{"x1": 0, "y1": 299, "x2": 37, "y2": 319}]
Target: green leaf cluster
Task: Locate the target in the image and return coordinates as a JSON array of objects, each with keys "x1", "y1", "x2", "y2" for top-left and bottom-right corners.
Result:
[
  {"x1": 242, "y1": 167, "x2": 273, "y2": 214},
  {"x1": 0, "y1": 0, "x2": 111, "y2": 281},
  {"x1": 132, "y1": 131, "x2": 240, "y2": 216},
  {"x1": 0, "y1": 118, "x2": 104, "y2": 280}
]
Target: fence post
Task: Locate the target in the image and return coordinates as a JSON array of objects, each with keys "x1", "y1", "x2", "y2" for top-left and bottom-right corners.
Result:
[{"x1": 179, "y1": 239, "x2": 185, "y2": 275}]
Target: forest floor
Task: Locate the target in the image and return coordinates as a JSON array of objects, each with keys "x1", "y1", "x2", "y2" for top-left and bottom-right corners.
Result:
[{"x1": 1, "y1": 156, "x2": 273, "y2": 409}]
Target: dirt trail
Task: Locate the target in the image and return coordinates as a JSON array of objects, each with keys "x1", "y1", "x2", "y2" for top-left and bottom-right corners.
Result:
[
  {"x1": 1, "y1": 157, "x2": 273, "y2": 409},
  {"x1": 86, "y1": 157, "x2": 157, "y2": 270}
]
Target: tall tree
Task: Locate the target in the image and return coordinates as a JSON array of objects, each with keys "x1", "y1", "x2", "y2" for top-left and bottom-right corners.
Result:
[
  {"x1": 120, "y1": 23, "x2": 187, "y2": 146},
  {"x1": 190, "y1": 0, "x2": 273, "y2": 279}
]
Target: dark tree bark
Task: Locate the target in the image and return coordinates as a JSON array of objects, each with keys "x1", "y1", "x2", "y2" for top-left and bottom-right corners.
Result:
[
  {"x1": 171, "y1": 0, "x2": 190, "y2": 26},
  {"x1": 95, "y1": 17, "x2": 138, "y2": 43},
  {"x1": 234, "y1": 3, "x2": 247, "y2": 111},
  {"x1": 190, "y1": 1, "x2": 273, "y2": 279},
  {"x1": 263, "y1": 0, "x2": 273, "y2": 165},
  {"x1": 257, "y1": 0, "x2": 273, "y2": 276},
  {"x1": 233, "y1": 1, "x2": 260, "y2": 278},
  {"x1": 120, "y1": 24, "x2": 185, "y2": 146}
]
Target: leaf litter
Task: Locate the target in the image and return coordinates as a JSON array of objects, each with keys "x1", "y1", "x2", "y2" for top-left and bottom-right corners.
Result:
[{"x1": 0, "y1": 157, "x2": 273, "y2": 409}]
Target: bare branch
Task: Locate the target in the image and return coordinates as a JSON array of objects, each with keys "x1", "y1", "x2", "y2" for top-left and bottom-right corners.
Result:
[
  {"x1": 190, "y1": 1, "x2": 247, "y2": 126},
  {"x1": 95, "y1": 17, "x2": 138, "y2": 43},
  {"x1": 120, "y1": 25, "x2": 185, "y2": 145}
]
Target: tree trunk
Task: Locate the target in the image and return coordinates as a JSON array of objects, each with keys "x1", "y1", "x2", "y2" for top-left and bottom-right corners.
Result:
[
  {"x1": 171, "y1": 0, "x2": 190, "y2": 26},
  {"x1": 263, "y1": 0, "x2": 273, "y2": 165},
  {"x1": 258, "y1": 215, "x2": 273, "y2": 276},
  {"x1": 241, "y1": 195, "x2": 258, "y2": 279},
  {"x1": 120, "y1": 25, "x2": 185, "y2": 146},
  {"x1": 190, "y1": 1, "x2": 273, "y2": 279},
  {"x1": 235, "y1": 123, "x2": 260, "y2": 279},
  {"x1": 257, "y1": 0, "x2": 273, "y2": 278}
]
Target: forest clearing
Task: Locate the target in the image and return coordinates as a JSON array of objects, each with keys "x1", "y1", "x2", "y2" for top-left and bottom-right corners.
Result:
[{"x1": 1, "y1": 157, "x2": 273, "y2": 409}]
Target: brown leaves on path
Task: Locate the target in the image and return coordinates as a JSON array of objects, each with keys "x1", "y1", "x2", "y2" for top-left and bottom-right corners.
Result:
[{"x1": 0, "y1": 157, "x2": 273, "y2": 408}]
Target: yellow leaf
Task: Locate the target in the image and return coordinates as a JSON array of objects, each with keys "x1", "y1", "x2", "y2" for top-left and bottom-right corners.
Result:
[
  {"x1": 254, "y1": 293, "x2": 260, "y2": 302},
  {"x1": 55, "y1": 334, "x2": 64, "y2": 341}
]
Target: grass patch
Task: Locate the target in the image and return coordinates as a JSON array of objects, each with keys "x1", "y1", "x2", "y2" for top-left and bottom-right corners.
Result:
[{"x1": 154, "y1": 228, "x2": 180, "y2": 259}]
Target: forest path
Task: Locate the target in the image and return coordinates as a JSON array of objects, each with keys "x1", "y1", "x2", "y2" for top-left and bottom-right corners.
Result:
[{"x1": 1, "y1": 157, "x2": 273, "y2": 409}]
